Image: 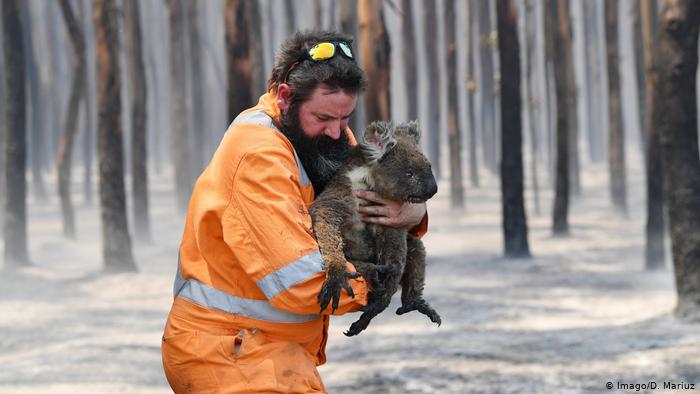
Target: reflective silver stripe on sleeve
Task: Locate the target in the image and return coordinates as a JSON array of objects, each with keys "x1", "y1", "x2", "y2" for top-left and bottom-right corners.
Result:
[
  {"x1": 231, "y1": 109, "x2": 310, "y2": 186},
  {"x1": 173, "y1": 258, "x2": 320, "y2": 323},
  {"x1": 256, "y1": 250, "x2": 324, "y2": 299}
]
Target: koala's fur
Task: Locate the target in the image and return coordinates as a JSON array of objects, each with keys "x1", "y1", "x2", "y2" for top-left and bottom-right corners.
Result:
[{"x1": 310, "y1": 120, "x2": 441, "y2": 336}]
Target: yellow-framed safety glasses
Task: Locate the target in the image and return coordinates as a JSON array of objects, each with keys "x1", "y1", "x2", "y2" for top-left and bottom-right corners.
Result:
[{"x1": 283, "y1": 41, "x2": 355, "y2": 83}]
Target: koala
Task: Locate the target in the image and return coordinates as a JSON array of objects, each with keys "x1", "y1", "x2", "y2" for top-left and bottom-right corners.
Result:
[{"x1": 310, "y1": 120, "x2": 441, "y2": 336}]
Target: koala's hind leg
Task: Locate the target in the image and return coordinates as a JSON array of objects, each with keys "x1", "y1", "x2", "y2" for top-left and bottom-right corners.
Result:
[
  {"x1": 345, "y1": 228, "x2": 405, "y2": 336},
  {"x1": 396, "y1": 236, "x2": 441, "y2": 326},
  {"x1": 351, "y1": 261, "x2": 396, "y2": 293}
]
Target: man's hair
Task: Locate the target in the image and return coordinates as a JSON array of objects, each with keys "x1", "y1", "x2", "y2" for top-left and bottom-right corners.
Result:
[{"x1": 268, "y1": 30, "x2": 368, "y2": 105}]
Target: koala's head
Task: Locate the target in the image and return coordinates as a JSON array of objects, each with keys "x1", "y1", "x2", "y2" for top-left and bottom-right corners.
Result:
[{"x1": 360, "y1": 120, "x2": 438, "y2": 203}]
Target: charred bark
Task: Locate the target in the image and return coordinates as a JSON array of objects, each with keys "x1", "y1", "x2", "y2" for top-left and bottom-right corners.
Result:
[
  {"x1": 225, "y1": 0, "x2": 253, "y2": 122},
  {"x1": 125, "y1": 0, "x2": 150, "y2": 243},
  {"x1": 605, "y1": 0, "x2": 628, "y2": 214},
  {"x1": 550, "y1": 0, "x2": 570, "y2": 236},
  {"x1": 21, "y1": 1, "x2": 47, "y2": 203},
  {"x1": 524, "y1": 0, "x2": 539, "y2": 214},
  {"x1": 339, "y1": 0, "x2": 360, "y2": 135},
  {"x1": 167, "y1": 0, "x2": 194, "y2": 212},
  {"x1": 641, "y1": 0, "x2": 664, "y2": 270},
  {"x1": 359, "y1": 0, "x2": 391, "y2": 122},
  {"x1": 93, "y1": 0, "x2": 136, "y2": 272},
  {"x1": 401, "y1": 0, "x2": 418, "y2": 121},
  {"x1": 56, "y1": 0, "x2": 86, "y2": 239},
  {"x1": 478, "y1": 0, "x2": 497, "y2": 174},
  {"x1": 655, "y1": 0, "x2": 700, "y2": 320},
  {"x1": 498, "y1": 0, "x2": 530, "y2": 257},
  {"x1": 424, "y1": 0, "x2": 441, "y2": 178},
  {"x1": 467, "y1": 0, "x2": 479, "y2": 187},
  {"x1": 186, "y1": 0, "x2": 204, "y2": 174},
  {"x1": 81, "y1": 0, "x2": 94, "y2": 205},
  {"x1": 444, "y1": 0, "x2": 464, "y2": 210},
  {"x1": 3, "y1": 0, "x2": 30, "y2": 267}
]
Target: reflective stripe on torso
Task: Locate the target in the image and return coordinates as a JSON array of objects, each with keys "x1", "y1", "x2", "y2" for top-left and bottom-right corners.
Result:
[
  {"x1": 173, "y1": 109, "x2": 321, "y2": 324},
  {"x1": 174, "y1": 256, "x2": 320, "y2": 324}
]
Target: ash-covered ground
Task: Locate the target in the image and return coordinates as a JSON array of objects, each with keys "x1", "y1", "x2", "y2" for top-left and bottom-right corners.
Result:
[{"x1": 1, "y1": 163, "x2": 698, "y2": 394}]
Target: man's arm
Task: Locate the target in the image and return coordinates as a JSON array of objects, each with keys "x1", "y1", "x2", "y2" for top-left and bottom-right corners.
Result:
[{"x1": 223, "y1": 145, "x2": 367, "y2": 316}]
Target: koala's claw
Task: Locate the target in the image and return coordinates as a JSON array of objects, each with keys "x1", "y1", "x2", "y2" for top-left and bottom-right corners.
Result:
[
  {"x1": 318, "y1": 271, "x2": 361, "y2": 314},
  {"x1": 396, "y1": 298, "x2": 442, "y2": 326}
]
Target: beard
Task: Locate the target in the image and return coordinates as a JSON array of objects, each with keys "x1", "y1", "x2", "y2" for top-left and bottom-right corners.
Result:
[{"x1": 279, "y1": 104, "x2": 351, "y2": 194}]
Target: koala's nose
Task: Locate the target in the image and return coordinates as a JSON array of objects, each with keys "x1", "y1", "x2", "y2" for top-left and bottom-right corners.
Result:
[{"x1": 427, "y1": 177, "x2": 438, "y2": 198}]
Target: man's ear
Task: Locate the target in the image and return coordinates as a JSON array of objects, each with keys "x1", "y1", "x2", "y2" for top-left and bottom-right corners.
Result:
[
  {"x1": 361, "y1": 121, "x2": 396, "y2": 161},
  {"x1": 277, "y1": 84, "x2": 292, "y2": 114}
]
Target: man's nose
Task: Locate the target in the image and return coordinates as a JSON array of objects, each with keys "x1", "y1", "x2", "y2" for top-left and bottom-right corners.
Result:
[{"x1": 324, "y1": 123, "x2": 342, "y2": 140}]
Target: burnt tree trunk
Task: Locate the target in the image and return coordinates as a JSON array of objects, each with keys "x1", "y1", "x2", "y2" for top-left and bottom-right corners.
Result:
[
  {"x1": 498, "y1": 0, "x2": 530, "y2": 257},
  {"x1": 543, "y1": 1, "x2": 556, "y2": 184},
  {"x1": 247, "y1": 0, "x2": 265, "y2": 98},
  {"x1": 562, "y1": 0, "x2": 579, "y2": 196},
  {"x1": 359, "y1": 0, "x2": 391, "y2": 122},
  {"x1": 3, "y1": 0, "x2": 30, "y2": 267},
  {"x1": 641, "y1": 0, "x2": 664, "y2": 270},
  {"x1": 583, "y1": 0, "x2": 604, "y2": 162},
  {"x1": 167, "y1": 0, "x2": 193, "y2": 212},
  {"x1": 524, "y1": 0, "x2": 540, "y2": 215},
  {"x1": 550, "y1": 0, "x2": 570, "y2": 236},
  {"x1": 339, "y1": 0, "x2": 360, "y2": 134},
  {"x1": 605, "y1": 0, "x2": 628, "y2": 214},
  {"x1": 125, "y1": 0, "x2": 150, "y2": 243},
  {"x1": 225, "y1": 0, "x2": 253, "y2": 122},
  {"x1": 401, "y1": 0, "x2": 418, "y2": 121},
  {"x1": 478, "y1": 0, "x2": 497, "y2": 173},
  {"x1": 656, "y1": 0, "x2": 700, "y2": 320},
  {"x1": 186, "y1": 0, "x2": 204, "y2": 174},
  {"x1": 314, "y1": 0, "x2": 322, "y2": 29},
  {"x1": 81, "y1": 0, "x2": 94, "y2": 205},
  {"x1": 93, "y1": 0, "x2": 134, "y2": 267},
  {"x1": 56, "y1": 0, "x2": 86, "y2": 239},
  {"x1": 424, "y1": 0, "x2": 441, "y2": 178},
  {"x1": 444, "y1": 0, "x2": 464, "y2": 209},
  {"x1": 93, "y1": 0, "x2": 136, "y2": 272},
  {"x1": 0, "y1": 6, "x2": 5, "y2": 233},
  {"x1": 633, "y1": 2, "x2": 647, "y2": 154},
  {"x1": 467, "y1": 0, "x2": 479, "y2": 187},
  {"x1": 284, "y1": 0, "x2": 296, "y2": 36},
  {"x1": 21, "y1": 2, "x2": 47, "y2": 204}
]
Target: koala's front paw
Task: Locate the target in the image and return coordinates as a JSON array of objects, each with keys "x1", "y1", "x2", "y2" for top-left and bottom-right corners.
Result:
[
  {"x1": 396, "y1": 297, "x2": 442, "y2": 326},
  {"x1": 318, "y1": 264, "x2": 361, "y2": 314}
]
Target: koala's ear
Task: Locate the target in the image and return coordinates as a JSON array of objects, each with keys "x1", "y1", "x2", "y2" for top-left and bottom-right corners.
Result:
[
  {"x1": 361, "y1": 121, "x2": 396, "y2": 161},
  {"x1": 395, "y1": 120, "x2": 421, "y2": 145}
]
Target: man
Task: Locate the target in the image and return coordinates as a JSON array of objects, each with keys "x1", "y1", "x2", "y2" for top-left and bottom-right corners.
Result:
[{"x1": 162, "y1": 31, "x2": 427, "y2": 393}]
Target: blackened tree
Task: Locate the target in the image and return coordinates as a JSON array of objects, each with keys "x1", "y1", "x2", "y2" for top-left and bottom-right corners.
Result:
[
  {"x1": 655, "y1": 0, "x2": 700, "y2": 320},
  {"x1": 93, "y1": 0, "x2": 136, "y2": 272},
  {"x1": 497, "y1": 0, "x2": 530, "y2": 257}
]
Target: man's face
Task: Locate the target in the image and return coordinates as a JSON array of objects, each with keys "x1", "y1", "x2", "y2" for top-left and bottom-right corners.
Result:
[
  {"x1": 295, "y1": 85, "x2": 357, "y2": 140},
  {"x1": 279, "y1": 85, "x2": 357, "y2": 193}
]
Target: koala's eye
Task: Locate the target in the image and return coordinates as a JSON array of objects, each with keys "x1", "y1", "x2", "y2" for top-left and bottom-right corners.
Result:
[{"x1": 405, "y1": 171, "x2": 414, "y2": 178}]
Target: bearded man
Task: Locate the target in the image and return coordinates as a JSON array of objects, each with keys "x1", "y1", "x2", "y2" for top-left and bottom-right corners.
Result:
[{"x1": 161, "y1": 31, "x2": 427, "y2": 393}]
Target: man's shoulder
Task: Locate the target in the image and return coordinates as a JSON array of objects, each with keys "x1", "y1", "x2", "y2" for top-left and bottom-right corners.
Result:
[{"x1": 211, "y1": 121, "x2": 296, "y2": 181}]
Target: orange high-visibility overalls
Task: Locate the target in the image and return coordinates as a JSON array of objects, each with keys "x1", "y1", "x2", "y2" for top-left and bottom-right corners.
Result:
[{"x1": 162, "y1": 91, "x2": 428, "y2": 393}]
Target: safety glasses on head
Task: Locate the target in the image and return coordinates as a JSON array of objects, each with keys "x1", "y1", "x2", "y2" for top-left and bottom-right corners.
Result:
[{"x1": 283, "y1": 41, "x2": 355, "y2": 84}]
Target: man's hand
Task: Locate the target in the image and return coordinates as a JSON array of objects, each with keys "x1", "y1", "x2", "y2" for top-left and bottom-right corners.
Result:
[{"x1": 354, "y1": 190, "x2": 426, "y2": 229}]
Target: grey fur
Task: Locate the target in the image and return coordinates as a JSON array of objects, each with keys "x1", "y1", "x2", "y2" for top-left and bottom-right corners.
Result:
[{"x1": 310, "y1": 121, "x2": 441, "y2": 336}]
